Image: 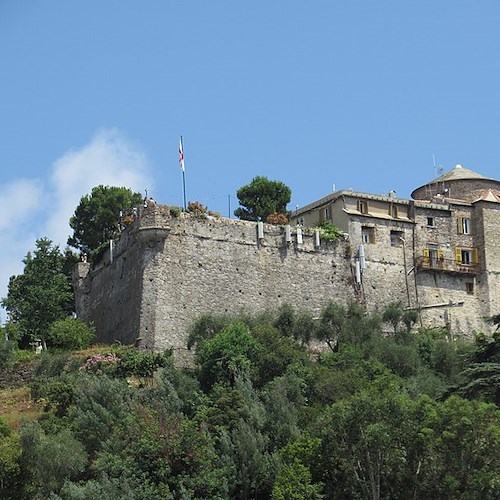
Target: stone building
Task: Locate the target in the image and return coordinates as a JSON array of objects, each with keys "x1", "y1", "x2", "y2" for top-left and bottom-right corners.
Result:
[
  {"x1": 290, "y1": 164, "x2": 500, "y2": 336},
  {"x1": 74, "y1": 165, "x2": 500, "y2": 358}
]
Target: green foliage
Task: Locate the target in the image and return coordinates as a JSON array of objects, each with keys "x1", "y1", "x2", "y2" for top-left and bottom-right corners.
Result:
[
  {"x1": 8, "y1": 307, "x2": 500, "y2": 498},
  {"x1": 315, "y1": 221, "x2": 343, "y2": 241},
  {"x1": 271, "y1": 461, "x2": 324, "y2": 500},
  {"x1": 187, "y1": 313, "x2": 230, "y2": 349},
  {"x1": 111, "y1": 347, "x2": 172, "y2": 379},
  {"x1": 69, "y1": 375, "x2": 133, "y2": 457},
  {"x1": 274, "y1": 303, "x2": 296, "y2": 338},
  {"x1": 1, "y1": 238, "x2": 74, "y2": 347},
  {"x1": 315, "y1": 301, "x2": 378, "y2": 352},
  {"x1": 195, "y1": 322, "x2": 261, "y2": 388},
  {"x1": 0, "y1": 336, "x2": 16, "y2": 367},
  {"x1": 443, "y1": 331, "x2": 500, "y2": 404},
  {"x1": 68, "y1": 185, "x2": 143, "y2": 254},
  {"x1": 31, "y1": 374, "x2": 78, "y2": 417},
  {"x1": 251, "y1": 324, "x2": 309, "y2": 387},
  {"x1": 20, "y1": 421, "x2": 87, "y2": 497},
  {"x1": 169, "y1": 204, "x2": 183, "y2": 217},
  {"x1": 234, "y1": 176, "x2": 292, "y2": 221},
  {"x1": 229, "y1": 418, "x2": 276, "y2": 499},
  {"x1": 0, "y1": 430, "x2": 22, "y2": 499},
  {"x1": 47, "y1": 317, "x2": 96, "y2": 350},
  {"x1": 486, "y1": 313, "x2": 500, "y2": 331}
]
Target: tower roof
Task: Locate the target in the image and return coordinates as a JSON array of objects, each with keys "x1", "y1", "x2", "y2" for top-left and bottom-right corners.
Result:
[
  {"x1": 411, "y1": 164, "x2": 500, "y2": 201},
  {"x1": 431, "y1": 164, "x2": 494, "y2": 183}
]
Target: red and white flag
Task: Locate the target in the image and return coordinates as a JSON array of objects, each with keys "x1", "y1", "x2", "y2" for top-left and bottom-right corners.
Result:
[{"x1": 179, "y1": 137, "x2": 185, "y2": 172}]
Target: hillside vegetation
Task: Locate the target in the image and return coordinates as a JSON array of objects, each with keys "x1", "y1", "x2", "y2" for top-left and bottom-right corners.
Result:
[{"x1": 1, "y1": 302, "x2": 499, "y2": 499}]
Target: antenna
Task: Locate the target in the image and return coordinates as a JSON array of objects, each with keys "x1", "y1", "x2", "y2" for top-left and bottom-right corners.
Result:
[{"x1": 433, "y1": 155, "x2": 443, "y2": 176}]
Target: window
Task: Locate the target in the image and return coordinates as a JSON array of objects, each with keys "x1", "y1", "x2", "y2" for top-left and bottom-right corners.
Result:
[
  {"x1": 455, "y1": 247, "x2": 478, "y2": 266},
  {"x1": 388, "y1": 204, "x2": 399, "y2": 218},
  {"x1": 427, "y1": 243, "x2": 439, "y2": 267},
  {"x1": 457, "y1": 217, "x2": 471, "y2": 234},
  {"x1": 427, "y1": 217, "x2": 435, "y2": 227},
  {"x1": 357, "y1": 200, "x2": 369, "y2": 214},
  {"x1": 461, "y1": 249, "x2": 472, "y2": 265},
  {"x1": 324, "y1": 207, "x2": 330, "y2": 220},
  {"x1": 466, "y1": 282, "x2": 474, "y2": 294},
  {"x1": 362, "y1": 226, "x2": 375, "y2": 244},
  {"x1": 390, "y1": 230, "x2": 403, "y2": 247}
]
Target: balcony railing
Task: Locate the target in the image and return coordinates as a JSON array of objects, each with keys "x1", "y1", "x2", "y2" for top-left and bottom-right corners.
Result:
[{"x1": 416, "y1": 256, "x2": 480, "y2": 275}]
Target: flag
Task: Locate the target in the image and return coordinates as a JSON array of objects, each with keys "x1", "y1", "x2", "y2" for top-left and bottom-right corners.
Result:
[{"x1": 179, "y1": 137, "x2": 185, "y2": 172}]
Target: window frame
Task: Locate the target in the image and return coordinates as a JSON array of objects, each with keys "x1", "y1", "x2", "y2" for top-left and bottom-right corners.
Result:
[
  {"x1": 357, "y1": 200, "x2": 369, "y2": 214},
  {"x1": 361, "y1": 226, "x2": 375, "y2": 244}
]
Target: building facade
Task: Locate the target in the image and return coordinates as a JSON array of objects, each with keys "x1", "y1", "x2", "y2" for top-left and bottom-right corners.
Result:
[
  {"x1": 74, "y1": 165, "x2": 500, "y2": 358},
  {"x1": 290, "y1": 165, "x2": 500, "y2": 335}
]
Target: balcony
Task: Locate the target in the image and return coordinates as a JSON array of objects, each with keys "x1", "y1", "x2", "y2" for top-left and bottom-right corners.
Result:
[{"x1": 416, "y1": 256, "x2": 480, "y2": 275}]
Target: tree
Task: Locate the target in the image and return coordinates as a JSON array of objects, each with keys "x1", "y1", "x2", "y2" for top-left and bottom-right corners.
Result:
[
  {"x1": 1, "y1": 238, "x2": 74, "y2": 348},
  {"x1": 46, "y1": 317, "x2": 96, "y2": 350},
  {"x1": 19, "y1": 421, "x2": 87, "y2": 497},
  {"x1": 68, "y1": 185, "x2": 143, "y2": 255},
  {"x1": 234, "y1": 176, "x2": 291, "y2": 221},
  {"x1": 195, "y1": 322, "x2": 261, "y2": 389}
]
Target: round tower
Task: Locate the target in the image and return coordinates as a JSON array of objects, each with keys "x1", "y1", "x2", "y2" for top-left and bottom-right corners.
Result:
[{"x1": 411, "y1": 164, "x2": 500, "y2": 202}]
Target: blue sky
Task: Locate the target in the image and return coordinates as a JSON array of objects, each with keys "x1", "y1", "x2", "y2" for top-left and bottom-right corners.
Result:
[{"x1": 1, "y1": 1, "x2": 500, "y2": 319}]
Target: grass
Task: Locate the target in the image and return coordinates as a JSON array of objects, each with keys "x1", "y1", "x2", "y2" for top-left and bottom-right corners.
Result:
[{"x1": 0, "y1": 387, "x2": 43, "y2": 430}]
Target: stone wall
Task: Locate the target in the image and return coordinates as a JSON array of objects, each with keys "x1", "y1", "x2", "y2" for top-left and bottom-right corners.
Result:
[
  {"x1": 75, "y1": 207, "x2": 359, "y2": 359},
  {"x1": 74, "y1": 204, "x2": 495, "y2": 360}
]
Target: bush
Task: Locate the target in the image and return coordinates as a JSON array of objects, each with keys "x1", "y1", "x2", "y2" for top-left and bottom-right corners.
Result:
[
  {"x1": 46, "y1": 317, "x2": 95, "y2": 350},
  {"x1": 0, "y1": 337, "x2": 16, "y2": 367},
  {"x1": 315, "y1": 221, "x2": 343, "y2": 241},
  {"x1": 187, "y1": 201, "x2": 207, "y2": 216},
  {"x1": 266, "y1": 213, "x2": 288, "y2": 225},
  {"x1": 169, "y1": 205, "x2": 183, "y2": 217},
  {"x1": 19, "y1": 421, "x2": 87, "y2": 496}
]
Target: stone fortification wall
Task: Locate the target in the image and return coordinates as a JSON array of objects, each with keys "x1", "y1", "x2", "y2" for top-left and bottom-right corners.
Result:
[
  {"x1": 74, "y1": 204, "x2": 494, "y2": 359},
  {"x1": 75, "y1": 207, "x2": 361, "y2": 358},
  {"x1": 138, "y1": 212, "x2": 356, "y2": 360},
  {"x1": 73, "y1": 218, "x2": 148, "y2": 345}
]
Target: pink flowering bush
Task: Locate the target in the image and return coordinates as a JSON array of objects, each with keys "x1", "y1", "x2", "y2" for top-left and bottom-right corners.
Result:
[{"x1": 80, "y1": 353, "x2": 120, "y2": 374}]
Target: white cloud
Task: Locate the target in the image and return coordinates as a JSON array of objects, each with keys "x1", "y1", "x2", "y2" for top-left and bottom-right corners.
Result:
[
  {"x1": 44, "y1": 128, "x2": 151, "y2": 247},
  {"x1": 0, "y1": 128, "x2": 152, "y2": 322},
  {"x1": 0, "y1": 179, "x2": 43, "y2": 230},
  {"x1": 0, "y1": 179, "x2": 44, "y2": 320}
]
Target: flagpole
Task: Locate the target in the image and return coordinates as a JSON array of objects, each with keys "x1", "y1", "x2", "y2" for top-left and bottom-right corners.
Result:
[
  {"x1": 182, "y1": 169, "x2": 187, "y2": 211},
  {"x1": 179, "y1": 136, "x2": 187, "y2": 210}
]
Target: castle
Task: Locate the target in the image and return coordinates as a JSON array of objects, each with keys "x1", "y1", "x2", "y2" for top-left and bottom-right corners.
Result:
[{"x1": 73, "y1": 165, "x2": 500, "y2": 359}]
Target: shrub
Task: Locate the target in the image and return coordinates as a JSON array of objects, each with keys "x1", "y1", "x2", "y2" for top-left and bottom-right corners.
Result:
[
  {"x1": 187, "y1": 201, "x2": 207, "y2": 216},
  {"x1": 0, "y1": 337, "x2": 16, "y2": 367},
  {"x1": 169, "y1": 205, "x2": 183, "y2": 217},
  {"x1": 46, "y1": 317, "x2": 95, "y2": 350},
  {"x1": 266, "y1": 213, "x2": 288, "y2": 225},
  {"x1": 315, "y1": 221, "x2": 342, "y2": 241},
  {"x1": 19, "y1": 421, "x2": 87, "y2": 496}
]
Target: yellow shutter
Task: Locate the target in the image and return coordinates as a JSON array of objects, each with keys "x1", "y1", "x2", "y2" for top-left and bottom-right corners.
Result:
[
  {"x1": 457, "y1": 217, "x2": 463, "y2": 234},
  {"x1": 423, "y1": 247, "x2": 429, "y2": 266},
  {"x1": 437, "y1": 249, "x2": 444, "y2": 261},
  {"x1": 455, "y1": 247, "x2": 462, "y2": 263},
  {"x1": 472, "y1": 248, "x2": 478, "y2": 265}
]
